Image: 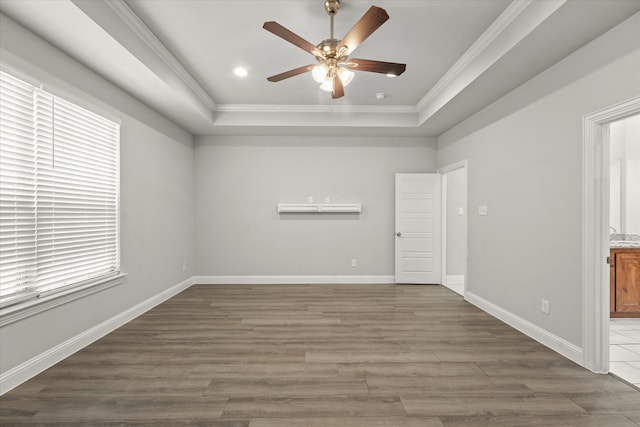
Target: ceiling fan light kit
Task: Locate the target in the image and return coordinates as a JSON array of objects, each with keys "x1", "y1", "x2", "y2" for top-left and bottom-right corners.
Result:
[{"x1": 263, "y1": 0, "x2": 406, "y2": 99}]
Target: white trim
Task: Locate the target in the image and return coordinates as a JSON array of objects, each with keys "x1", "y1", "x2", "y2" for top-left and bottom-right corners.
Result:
[
  {"x1": 0, "y1": 277, "x2": 194, "y2": 395},
  {"x1": 466, "y1": 291, "x2": 583, "y2": 366},
  {"x1": 438, "y1": 159, "x2": 469, "y2": 175},
  {"x1": 0, "y1": 274, "x2": 126, "y2": 327},
  {"x1": 417, "y1": 0, "x2": 532, "y2": 111},
  {"x1": 443, "y1": 275, "x2": 465, "y2": 296},
  {"x1": 416, "y1": 0, "x2": 565, "y2": 124},
  {"x1": 215, "y1": 104, "x2": 418, "y2": 114},
  {"x1": 582, "y1": 96, "x2": 640, "y2": 373},
  {"x1": 441, "y1": 173, "x2": 448, "y2": 286},
  {"x1": 104, "y1": 0, "x2": 216, "y2": 110},
  {"x1": 194, "y1": 275, "x2": 394, "y2": 285}
]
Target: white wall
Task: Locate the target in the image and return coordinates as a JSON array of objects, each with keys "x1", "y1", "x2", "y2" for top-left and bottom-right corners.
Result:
[
  {"x1": 437, "y1": 13, "x2": 640, "y2": 347},
  {"x1": 0, "y1": 14, "x2": 195, "y2": 375},
  {"x1": 194, "y1": 136, "x2": 436, "y2": 278},
  {"x1": 610, "y1": 114, "x2": 640, "y2": 234}
]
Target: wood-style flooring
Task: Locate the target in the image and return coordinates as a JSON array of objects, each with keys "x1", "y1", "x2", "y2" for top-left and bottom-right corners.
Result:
[{"x1": 1, "y1": 284, "x2": 639, "y2": 426}]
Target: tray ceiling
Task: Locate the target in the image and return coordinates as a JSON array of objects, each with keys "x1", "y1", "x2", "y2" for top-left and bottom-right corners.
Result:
[{"x1": 1, "y1": 0, "x2": 639, "y2": 136}]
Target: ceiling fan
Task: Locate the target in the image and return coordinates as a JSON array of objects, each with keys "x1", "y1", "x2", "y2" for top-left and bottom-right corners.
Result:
[{"x1": 263, "y1": 0, "x2": 406, "y2": 99}]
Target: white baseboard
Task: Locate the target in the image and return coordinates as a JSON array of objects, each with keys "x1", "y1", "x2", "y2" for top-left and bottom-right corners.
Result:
[
  {"x1": 0, "y1": 277, "x2": 194, "y2": 395},
  {"x1": 465, "y1": 291, "x2": 583, "y2": 366},
  {"x1": 194, "y1": 275, "x2": 395, "y2": 285},
  {"x1": 445, "y1": 275, "x2": 465, "y2": 285}
]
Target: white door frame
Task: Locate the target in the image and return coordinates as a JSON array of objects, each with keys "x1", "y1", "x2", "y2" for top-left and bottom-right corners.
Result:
[
  {"x1": 438, "y1": 160, "x2": 469, "y2": 295},
  {"x1": 582, "y1": 96, "x2": 640, "y2": 373}
]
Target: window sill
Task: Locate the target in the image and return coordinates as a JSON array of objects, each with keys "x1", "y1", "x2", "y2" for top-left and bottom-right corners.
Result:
[{"x1": 0, "y1": 273, "x2": 127, "y2": 327}]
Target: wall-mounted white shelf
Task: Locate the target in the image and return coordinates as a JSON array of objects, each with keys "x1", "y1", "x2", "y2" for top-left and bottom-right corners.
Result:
[
  {"x1": 278, "y1": 203, "x2": 361, "y2": 213},
  {"x1": 277, "y1": 203, "x2": 319, "y2": 213},
  {"x1": 318, "y1": 203, "x2": 361, "y2": 213}
]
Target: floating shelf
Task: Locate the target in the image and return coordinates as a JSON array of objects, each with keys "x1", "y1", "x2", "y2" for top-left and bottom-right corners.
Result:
[
  {"x1": 318, "y1": 203, "x2": 362, "y2": 213},
  {"x1": 277, "y1": 203, "x2": 361, "y2": 213}
]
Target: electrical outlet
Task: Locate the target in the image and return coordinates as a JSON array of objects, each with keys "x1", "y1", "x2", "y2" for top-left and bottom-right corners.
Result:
[
  {"x1": 351, "y1": 259, "x2": 357, "y2": 268},
  {"x1": 541, "y1": 299, "x2": 550, "y2": 314},
  {"x1": 308, "y1": 196, "x2": 314, "y2": 203},
  {"x1": 325, "y1": 196, "x2": 330, "y2": 203}
]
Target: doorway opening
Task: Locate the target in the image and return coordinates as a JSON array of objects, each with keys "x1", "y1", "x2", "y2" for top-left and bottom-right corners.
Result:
[
  {"x1": 582, "y1": 96, "x2": 640, "y2": 374},
  {"x1": 607, "y1": 113, "x2": 640, "y2": 387},
  {"x1": 439, "y1": 160, "x2": 468, "y2": 296}
]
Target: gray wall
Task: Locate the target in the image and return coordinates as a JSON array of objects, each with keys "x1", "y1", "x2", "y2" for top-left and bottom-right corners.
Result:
[
  {"x1": 2, "y1": 7, "x2": 638, "y2": 381},
  {"x1": 445, "y1": 167, "x2": 467, "y2": 277},
  {"x1": 194, "y1": 136, "x2": 437, "y2": 277},
  {"x1": 0, "y1": 15, "x2": 195, "y2": 373},
  {"x1": 437, "y1": 13, "x2": 640, "y2": 347}
]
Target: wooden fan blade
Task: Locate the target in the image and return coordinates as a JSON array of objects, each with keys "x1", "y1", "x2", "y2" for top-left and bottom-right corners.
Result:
[
  {"x1": 263, "y1": 21, "x2": 322, "y2": 57},
  {"x1": 267, "y1": 65, "x2": 315, "y2": 82},
  {"x1": 332, "y1": 75, "x2": 344, "y2": 99},
  {"x1": 346, "y1": 59, "x2": 406, "y2": 76},
  {"x1": 337, "y1": 6, "x2": 389, "y2": 55}
]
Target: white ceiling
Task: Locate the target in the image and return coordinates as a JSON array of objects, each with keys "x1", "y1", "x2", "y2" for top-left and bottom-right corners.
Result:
[{"x1": 1, "y1": 0, "x2": 639, "y2": 136}]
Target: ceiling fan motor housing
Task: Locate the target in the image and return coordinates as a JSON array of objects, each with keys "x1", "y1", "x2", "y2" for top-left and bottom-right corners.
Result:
[
  {"x1": 324, "y1": 0, "x2": 340, "y2": 15},
  {"x1": 317, "y1": 38, "x2": 348, "y2": 61}
]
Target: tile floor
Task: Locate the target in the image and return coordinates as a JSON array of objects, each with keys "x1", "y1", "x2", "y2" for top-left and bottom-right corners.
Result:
[{"x1": 610, "y1": 318, "x2": 640, "y2": 388}]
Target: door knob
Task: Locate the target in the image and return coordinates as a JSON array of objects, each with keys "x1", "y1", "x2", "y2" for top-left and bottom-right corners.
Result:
[{"x1": 396, "y1": 232, "x2": 402, "y2": 237}]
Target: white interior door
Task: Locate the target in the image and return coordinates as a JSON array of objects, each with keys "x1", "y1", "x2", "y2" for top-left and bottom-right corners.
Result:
[{"x1": 395, "y1": 173, "x2": 441, "y2": 284}]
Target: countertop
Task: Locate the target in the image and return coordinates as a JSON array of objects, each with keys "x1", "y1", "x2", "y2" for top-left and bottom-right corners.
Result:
[
  {"x1": 611, "y1": 242, "x2": 640, "y2": 249},
  {"x1": 610, "y1": 234, "x2": 640, "y2": 249}
]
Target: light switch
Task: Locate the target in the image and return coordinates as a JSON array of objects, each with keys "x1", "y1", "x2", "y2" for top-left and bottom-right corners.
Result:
[
  {"x1": 458, "y1": 207, "x2": 464, "y2": 215},
  {"x1": 478, "y1": 205, "x2": 488, "y2": 216}
]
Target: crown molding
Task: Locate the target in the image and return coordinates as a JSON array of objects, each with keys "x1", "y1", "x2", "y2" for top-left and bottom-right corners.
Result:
[
  {"x1": 416, "y1": 0, "x2": 566, "y2": 124},
  {"x1": 74, "y1": 0, "x2": 561, "y2": 133},
  {"x1": 211, "y1": 107, "x2": 420, "y2": 129},
  {"x1": 96, "y1": 0, "x2": 564, "y2": 134},
  {"x1": 416, "y1": 0, "x2": 532, "y2": 112},
  {"x1": 210, "y1": 103, "x2": 420, "y2": 130},
  {"x1": 59, "y1": 0, "x2": 564, "y2": 134},
  {"x1": 222, "y1": 0, "x2": 562, "y2": 131},
  {"x1": 104, "y1": 0, "x2": 216, "y2": 111},
  {"x1": 215, "y1": 104, "x2": 418, "y2": 114}
]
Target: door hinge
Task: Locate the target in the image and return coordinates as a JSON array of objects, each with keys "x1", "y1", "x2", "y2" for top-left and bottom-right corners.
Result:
[{"x1": 607, "y1": 256, "x2": 611, "y2": 265}]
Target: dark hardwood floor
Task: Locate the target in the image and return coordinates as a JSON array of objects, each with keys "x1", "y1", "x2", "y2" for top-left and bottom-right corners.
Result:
[{"x1": 1, "y1": 284, "x2": 639, "y2": 426}]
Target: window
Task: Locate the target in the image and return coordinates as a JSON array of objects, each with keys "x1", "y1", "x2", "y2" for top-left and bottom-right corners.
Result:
[{"x1": 0, "y1": 70, "x2": 120, "y2": 311}]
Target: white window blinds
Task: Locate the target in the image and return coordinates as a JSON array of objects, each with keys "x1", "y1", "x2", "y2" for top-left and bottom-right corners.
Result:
[{"x1": 0, "y1": 70, "x2": 120, "y2": 308}]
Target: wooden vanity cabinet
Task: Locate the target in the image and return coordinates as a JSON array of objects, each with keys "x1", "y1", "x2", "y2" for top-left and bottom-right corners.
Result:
[{"x1": 610, "y1": 248, "x2": 640, "y2": 317}]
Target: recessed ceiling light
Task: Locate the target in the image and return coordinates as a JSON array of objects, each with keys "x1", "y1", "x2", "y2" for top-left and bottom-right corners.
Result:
[
  {"x1": 375, "y1": 92, "x2": 386, "y2": 100},
  {"x1": 234, "y1": 67, "x2": 248, "y2": 77},
  {"x1": 386, "y1": 73, "x2": 397, "y2": 78}
]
